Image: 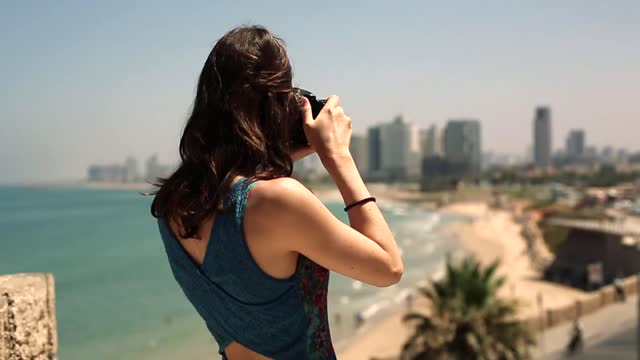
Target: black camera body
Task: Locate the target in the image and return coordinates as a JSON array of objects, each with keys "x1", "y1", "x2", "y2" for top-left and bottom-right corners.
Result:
[{"x1": 290, "y1": 87, "x2": 326, "y2": 147}]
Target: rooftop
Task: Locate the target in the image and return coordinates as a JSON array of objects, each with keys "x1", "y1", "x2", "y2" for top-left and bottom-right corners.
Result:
[{"x1": 546, "y1": 218, "x2": 640, "y2": 238}]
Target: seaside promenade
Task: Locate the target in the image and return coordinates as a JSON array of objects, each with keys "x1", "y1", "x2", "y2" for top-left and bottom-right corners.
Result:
[
  {"x1": 541, "y1": 294, "x2": 637, "y2": 359},
  {"x1": 338, "y1": 199, "x2": 640, "y2": 360}
]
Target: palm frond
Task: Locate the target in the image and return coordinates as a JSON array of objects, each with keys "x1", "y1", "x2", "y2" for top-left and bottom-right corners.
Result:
[{"x1": 406, "y1": 256, "x2": 535, "y2": 360}]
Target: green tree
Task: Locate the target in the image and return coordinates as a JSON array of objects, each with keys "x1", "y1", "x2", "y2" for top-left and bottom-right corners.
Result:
[{"x1": 401, "y1": 257, "x2": 535, "y2": 360}]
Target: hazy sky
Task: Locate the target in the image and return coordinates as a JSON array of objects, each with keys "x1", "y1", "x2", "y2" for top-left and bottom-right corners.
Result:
[{"x1": 1, "y1": 0, "x2": 639, "y2": 183}]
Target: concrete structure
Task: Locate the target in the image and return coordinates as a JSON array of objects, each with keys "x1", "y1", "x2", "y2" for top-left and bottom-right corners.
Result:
[
  {"x1": 0, "y1": 273, "x2": 57, "y2": 360},
  {"x1": 367, "y1": 126, "x2": 382, "y2": 179},
  {"x1": 145, "y1": 155, "x2": 173, "y2": 183},
  {"x1": 534, "y1": 106, "x2": 552, "y2": 168},
  {"x1": 87, "y1": 164, "x2": 126, "y2": 182},
  {"x1": 124, "y1": 156, "x2": 139, "y2": 183},
  {"x1": 146, "y1": 154, "x2": 162, "y2": 182},
  {"x1": 566, "y1": 129, "x2": 586, "y2": 161},
  {"x1": 421, "y1": 125, "x2": 442, "y2": 158},
  {"x1": 544, "y1": 219, "x2": 640, "y2": 290},
  {"x1": 378, "y1": 115, "x2": 421, "y2": 181},
  {"x1": 443, "y1": 119, "x2": 482, "y2": 175},
  {"x1": 89, "y1": 155, "x2": 168, "y2": 183},
  {"x1": 616, "y1": 148, "x2": 630, "y2": 163},
  {"x1": 420, "y1": 156, "x2": 459, "y2": 191},
  {"x1": 349, "y1": 134, "x2": 369, "y2": 174},
  {"x1": 601, "y1": 146, "x2": 614, "y2": 162},
  {"x1": 367, "y1": 115, "x2": 421, "y2": 181}
]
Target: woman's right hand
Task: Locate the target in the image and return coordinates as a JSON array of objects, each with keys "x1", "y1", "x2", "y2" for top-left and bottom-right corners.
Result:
[{"x1": 301, "y1": 95, "x2": 353, "y2": 172}]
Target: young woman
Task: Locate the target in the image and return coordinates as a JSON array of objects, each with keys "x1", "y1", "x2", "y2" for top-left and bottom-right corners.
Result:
[{"x1": 151, "y1": 25, "x2": 403, "y2": 360}]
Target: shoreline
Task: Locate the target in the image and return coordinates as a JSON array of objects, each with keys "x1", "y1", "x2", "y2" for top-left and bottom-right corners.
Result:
[
  {"x1": 22, "y1": 180, "x2": 440, "y2": 207},
  {"x1": 335, "y1": 204, "x2": 468, "y2": 360},
  {"x1": 337, "y1": 200, "x2": 590, "y2": 360},
  {"x1": 17, "y1": 181, "x2": 158, "y2": 191},
  {"x1": 23, "y1": 180, "x2": 588, "y2": 359},
  {"x1": 443, "y1": 203, "x2": 588, "y2": 319}
]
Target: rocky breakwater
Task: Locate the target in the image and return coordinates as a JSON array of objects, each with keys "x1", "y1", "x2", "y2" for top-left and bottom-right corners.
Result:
[{"x1": 0, "y1": 273, "x2": 57, "y2": 360}]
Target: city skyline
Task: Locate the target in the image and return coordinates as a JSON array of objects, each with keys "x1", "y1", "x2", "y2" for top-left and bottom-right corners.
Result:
[
  {"x1": 1, "y1": 1, "x2": 639, "y2": 184},
  {"x1": 87, "y1": 154, "x2": 174, "y2": 184}
]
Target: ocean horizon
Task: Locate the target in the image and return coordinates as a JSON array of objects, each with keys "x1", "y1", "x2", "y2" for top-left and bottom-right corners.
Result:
[{"x1": 0, "y1": 185, "x2": 468, "y2": 359}]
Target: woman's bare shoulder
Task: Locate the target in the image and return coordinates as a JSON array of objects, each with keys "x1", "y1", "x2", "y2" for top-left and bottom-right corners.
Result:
[
  {"x1": 244, "y1": 177, "x2": 322, "y2": 253},
  {"x1": 249, "y1": 177, "x2": 313, "y2": 204},
  {"x1": 245, "y1": 177, "x2": 324, "y2": 231}
]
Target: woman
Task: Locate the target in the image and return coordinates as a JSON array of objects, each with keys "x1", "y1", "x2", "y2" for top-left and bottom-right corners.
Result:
[{"x1": 151, "y1": 25, "x2": 403, "y2": 360}]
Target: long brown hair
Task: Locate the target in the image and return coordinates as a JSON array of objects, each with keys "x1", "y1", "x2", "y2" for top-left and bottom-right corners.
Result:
[{"x1": 151, "y1": 25, "x2": 300, "y2": 238}]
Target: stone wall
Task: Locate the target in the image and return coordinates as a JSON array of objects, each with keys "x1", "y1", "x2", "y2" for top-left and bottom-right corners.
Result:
[
  {"x1": 524, "y1": 275, "x2": 639, "y2": 334},
  {"x1": 0, "y1": 273, "x2": 57, "y2": 360}
]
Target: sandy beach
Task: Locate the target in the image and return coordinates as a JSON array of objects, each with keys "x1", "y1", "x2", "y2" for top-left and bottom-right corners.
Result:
[
  {"x1": 337, "y1": 201, "x2": 590, "y2": 360},
  {"x1": 444, "y1": 203, "x2": 588, "y2": 318}
]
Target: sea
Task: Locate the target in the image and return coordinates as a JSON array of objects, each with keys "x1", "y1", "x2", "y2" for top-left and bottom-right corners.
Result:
[{"x1": 0, "y1": 185, "x2": 470, "y2": 359}]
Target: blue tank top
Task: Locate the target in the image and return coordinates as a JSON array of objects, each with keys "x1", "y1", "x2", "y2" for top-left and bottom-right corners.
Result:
[{"x1": 157, "y1": 178, "x2": 336, "y2": 359}]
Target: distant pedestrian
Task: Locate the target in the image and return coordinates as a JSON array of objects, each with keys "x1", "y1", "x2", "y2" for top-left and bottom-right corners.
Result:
[
  {"x1": 614, "y1": 275, "x2": 626, "y2": 302},
  {"x1": 354, "y1": 312, "x2": 364, "y2": 328},
  {"x1": 566, "y1": 320, "x2": 584, "y2": 356}
]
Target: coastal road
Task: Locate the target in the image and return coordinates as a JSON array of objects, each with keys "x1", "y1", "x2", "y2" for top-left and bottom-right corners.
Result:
[
  {"x1": 568, "y1": 324, "x2": 635, "y2": 359},
  {"x1": 535, "y1": 295, "x2": 638, "y2": 359}
]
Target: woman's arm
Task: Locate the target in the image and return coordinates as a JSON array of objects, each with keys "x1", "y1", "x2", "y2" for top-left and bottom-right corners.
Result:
[
  {"x1": 247, "y1": 95, "x2": 403, "y2": 287},
  {"x1": 248, "y1": 176, "x2": 402, "y2": 287}
]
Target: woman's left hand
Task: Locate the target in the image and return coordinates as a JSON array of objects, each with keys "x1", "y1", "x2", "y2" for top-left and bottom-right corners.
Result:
[{"x1": 290, "y1": 145, "x2": 315, "y2": 162}]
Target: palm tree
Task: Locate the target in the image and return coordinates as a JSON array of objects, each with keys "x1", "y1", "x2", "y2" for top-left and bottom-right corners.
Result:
[{"x1": 401, "y1": 256, "x2": 535, "y2": 360}]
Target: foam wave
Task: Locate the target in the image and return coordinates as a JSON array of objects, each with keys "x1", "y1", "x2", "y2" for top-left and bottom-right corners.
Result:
[
  {"x1": 422, "y1": 213, "x2": 441, "y2": 232},
  {"x1": 360, "y1": 299, "x2": 391, "y2": 320},
  {"x1": 351, "y1": 280, "x2": 363, "y2": 291},
  {"x1": 423, "y1": 242, "x2": 436, "y2": 255}
]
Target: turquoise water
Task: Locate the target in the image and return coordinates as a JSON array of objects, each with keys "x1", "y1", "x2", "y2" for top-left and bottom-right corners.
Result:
[{"x1": 0, "y1": 186, "x2": 465, "y2": 359}]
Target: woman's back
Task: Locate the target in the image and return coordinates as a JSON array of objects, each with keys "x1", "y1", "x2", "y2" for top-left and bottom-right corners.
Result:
[
  {"x1": 158, "y1": 178, "x2": 335, "y2": 359},
  {"x1": 151, "y1": 25, "x2": 402, "y2": 359}
]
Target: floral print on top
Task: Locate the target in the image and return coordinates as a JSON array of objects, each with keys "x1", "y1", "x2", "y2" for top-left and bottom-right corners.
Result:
[{"x1": 297, "y1": 255, "x2": 336, "y2": 359}]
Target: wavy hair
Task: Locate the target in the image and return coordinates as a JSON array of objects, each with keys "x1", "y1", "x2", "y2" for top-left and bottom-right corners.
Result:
[{"x1": 151, "y1": 26, "x2": 300, "y2": 238}]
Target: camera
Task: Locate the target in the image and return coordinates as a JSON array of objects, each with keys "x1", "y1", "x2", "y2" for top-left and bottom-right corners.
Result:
[{"x1": 290, "y1": 87, "x2": 326, "y2": 147}]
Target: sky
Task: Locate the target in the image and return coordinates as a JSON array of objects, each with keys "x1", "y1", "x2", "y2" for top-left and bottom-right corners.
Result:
[{"x1": 1, "y1": 0, "x2": 639, "y2": 184}]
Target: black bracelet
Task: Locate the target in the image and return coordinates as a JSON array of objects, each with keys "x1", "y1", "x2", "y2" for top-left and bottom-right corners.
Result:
[{"x1": 344, "y1": 197, "x2": 377, "y2": 212}]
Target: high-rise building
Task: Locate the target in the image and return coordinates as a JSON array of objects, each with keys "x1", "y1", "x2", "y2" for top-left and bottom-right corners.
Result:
[
  {"x1": 533, "y1": 106, "x2": 552, "y2": 168},
  {"x1": 124, "y1": 156, "x2": 139, "y2": 183},
  {"x1": 367, "y1": 126, "x2": 382, "y2": 178},
  {"x1": 566, "y1": 130, "x2": 585, "y2": 161},
  {"x1": 146, "y1": 155, "x2": 160, "y2": 182},
  {"x1": 350, "y1": 134, "x2": 369, "y2": 174},
  {"x1": 379, "y1": 114, "x2": 420, "y2": 180},
  {"x1": 145, "y1": 155, "x2": 173, "y2": 182},
  {"x1": 601, "y1": 146, "x2": 614, "y2": 162},
  {"x1": 409, "y1": 124, "x2": 422, "y2": 178},
  {"x1": 87, "y1": 164, "x2": 125, "y2": 182},
  {"x1": 422, "y1": 125, "x2": 442, "y2": 158},
  {"x1": 443, "y1": 119, "x2": 482, "y2": 174},
  {"x1": 616, "y1": 148, "x2": 629, "y2": 162}
]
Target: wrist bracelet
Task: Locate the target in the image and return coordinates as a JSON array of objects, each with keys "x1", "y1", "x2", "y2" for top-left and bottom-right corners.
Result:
[{"x1": 344, "y1": 197, "x2": 376, "y2": 212}]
